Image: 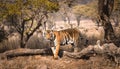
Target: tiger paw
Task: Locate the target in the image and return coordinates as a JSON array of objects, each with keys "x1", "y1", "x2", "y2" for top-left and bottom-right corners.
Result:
[{"x1": 53, "y1": 55, "x2": 60, "y2": 60}]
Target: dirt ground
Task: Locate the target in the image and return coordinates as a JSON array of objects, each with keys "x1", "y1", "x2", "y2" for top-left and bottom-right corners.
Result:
[{"x1": 0, "y1": 55, "x2": 119, "y2": 69}]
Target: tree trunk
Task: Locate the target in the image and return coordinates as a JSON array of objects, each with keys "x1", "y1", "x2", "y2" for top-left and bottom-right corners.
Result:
[
  {"x1": 20, "y1": 21, "x2": 25, "y2": 48},
  {"x1": 113, "y1": 16, "x2": 119, "y2": 27},
  {"x1": 76, "y1": 15, "x2": 81, "y2": 27},
  {"x1": 103, "y1": 21, "x2": 115, "y2": 42},
  {"x1": 19, "y1": 16, "x2": 44, "y2": 48},
  {"x1": 98, "y1": 0, "x2": 115, "y2": 42}
]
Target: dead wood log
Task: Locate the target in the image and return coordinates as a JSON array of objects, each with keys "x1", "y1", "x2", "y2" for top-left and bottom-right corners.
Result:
[
  {"x1": 0, "y1": 43, "x2": 120, "y2": 64},
  {"x1": 63, "y1": 45, "x2": 96, "y2": 59},
  {"x1": 0, "y1": 48, "x2": 52, "y2": 59},
  {"x1": 63, "y1": 43, "x2": 120, "y2": 65},
  {"x1": 60, "y1": 44, "x2": 73, "y2": 52},
  {"x1": 63, "y1": 43, "x2": 120, "y2": 59},
  {"x1": 0, "y1": 44, "x2": 73, "y2": 59}
]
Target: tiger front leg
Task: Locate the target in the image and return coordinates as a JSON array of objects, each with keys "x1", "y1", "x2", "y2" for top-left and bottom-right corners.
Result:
[
  {"x1": 51, "y1": 47, "x2": 56, "y2": 55},
  {"x1": 52, "y1": 38, "x2": 60, "y2": 59},
  {"x1": 53, "y1": 44, "x2": 60, "y2": 59}
]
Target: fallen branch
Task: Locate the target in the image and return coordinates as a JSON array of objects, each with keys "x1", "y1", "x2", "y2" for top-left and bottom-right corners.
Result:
[
  {"x1": 0, "y1": 48, "x2": 52, "y2": 59},
  {"x1": 0, "y1": 43, "x2": 120, "y2": 65},
  {"x1": 64, "y1": 43, "x2": 118, "y2": 58},
  {"x1": 63, "y1": 45, "x2": 95, "y2": 59},
  {"x1": 0, "y1": 44, "x2": 73, "y2": 59},
  {"x1": 63, "y1": 43, "x2": 120, "y2": 64}
]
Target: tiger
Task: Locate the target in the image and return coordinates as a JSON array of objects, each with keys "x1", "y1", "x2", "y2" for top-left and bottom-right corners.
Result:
[{"x1": 43, "y1": 28, "x2": 83, "y2": 59}]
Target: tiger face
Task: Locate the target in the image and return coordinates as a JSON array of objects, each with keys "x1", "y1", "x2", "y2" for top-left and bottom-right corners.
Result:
[
  {"x1": 43, "y1": 30, "x2": 55, "y2": 41},
  {"x1": 43, "y1": 28, "x2": 82, "y2": 59}
]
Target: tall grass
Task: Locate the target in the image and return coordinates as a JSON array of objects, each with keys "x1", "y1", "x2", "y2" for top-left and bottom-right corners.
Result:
[
  {"x1": 0, "y1": 39, "x2": 20, "y2": 53},
  {"x1": 0, "y1": 33, "x2": 52, "y2": 53},
  {"x1": 26, "y1": 35, "x2": 52, "y2": 49}
]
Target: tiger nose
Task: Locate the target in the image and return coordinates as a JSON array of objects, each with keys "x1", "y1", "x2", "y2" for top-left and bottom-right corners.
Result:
[{"x1": 47, "y1": 38, "x2": 51, "y2": 40}]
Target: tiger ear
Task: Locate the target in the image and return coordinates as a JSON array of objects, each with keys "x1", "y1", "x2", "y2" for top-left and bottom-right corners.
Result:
[
  {"x1": 50, "y1": 30, "x2": 54, "y2": 35},
  {"x1": 51, "y1": 26, "x2": 56, "y2": 30}
]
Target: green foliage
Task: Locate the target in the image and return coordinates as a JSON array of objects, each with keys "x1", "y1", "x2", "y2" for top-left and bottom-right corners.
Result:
[
  {"x1": 0, "y1": 0, "x2": 59, "y2": 21},
  {"x1": 114, "y1": 0, "x2": 120, "y2": 15},
  {"x1": 112, "y1": 0, "x2": 120, "y2": 26},
  {"x1": 28, "y1": 0, "x2": 59, "y2": 12},
  {"x1": 114, "y1": 0, "x2": 120, "y2": 10},
  {"x1": 0, "y1": 0, "x2": 22, "y2": 18},
  {"x1": 0, "y1": 0, "x2": 59, "y2": 30}
]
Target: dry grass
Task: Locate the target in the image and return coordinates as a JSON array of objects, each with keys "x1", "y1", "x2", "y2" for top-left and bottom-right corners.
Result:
[
  {"x1": 26, "y1": 35, "x2": 51, "y2": 49},
  {"x1": 0, "y1": 55, "x2": 119, "y2": 69},
  {"x1": 0, "y1": 34, "x2": 51, "y2": 53},
  {"x1": 0, "y1": 40, "x2": 19, "y2": 53}
]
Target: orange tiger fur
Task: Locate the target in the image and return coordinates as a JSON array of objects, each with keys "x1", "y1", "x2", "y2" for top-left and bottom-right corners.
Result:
[{"x1": 43, "y1": 28, "x2": 82, "y2": 59}]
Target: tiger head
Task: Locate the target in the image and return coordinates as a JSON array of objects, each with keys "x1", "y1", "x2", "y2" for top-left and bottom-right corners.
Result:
[{"x1": 43, "y1": 30, "x2": 55, "y2": 41}]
